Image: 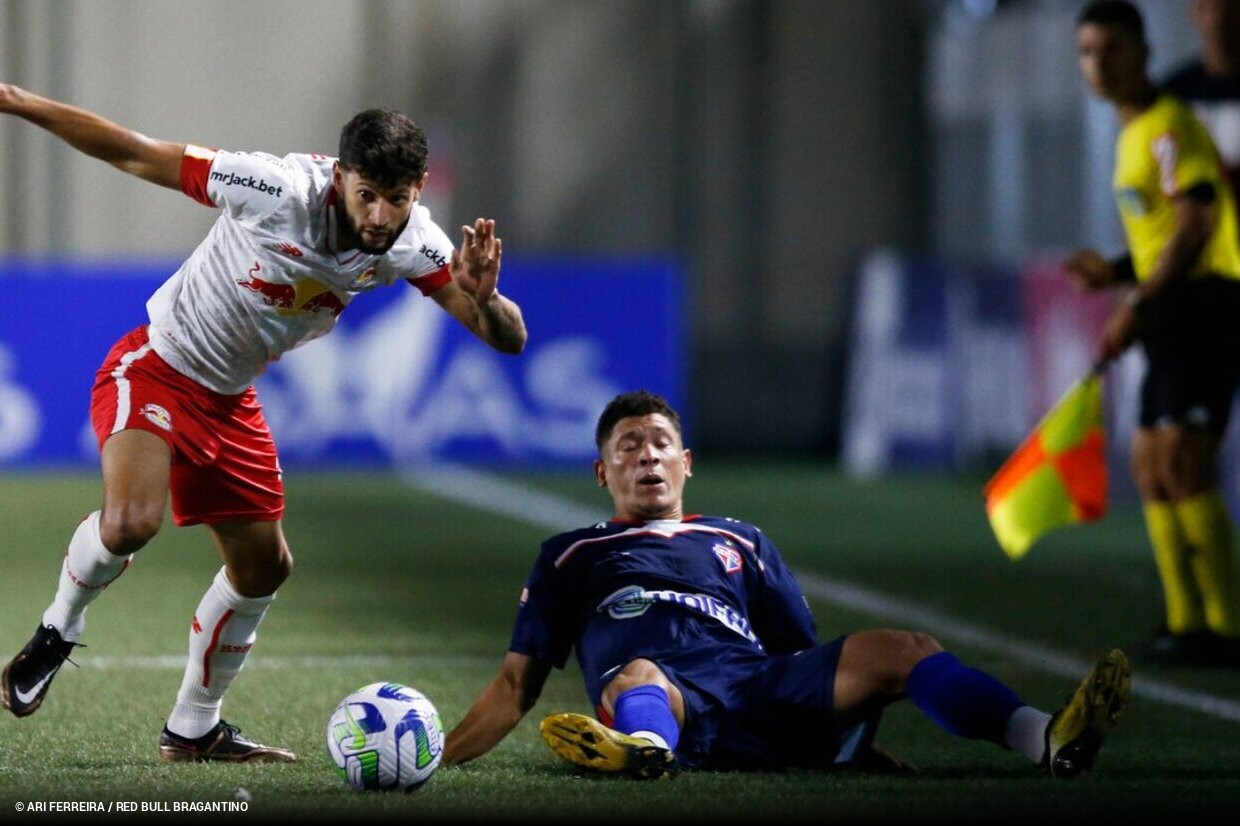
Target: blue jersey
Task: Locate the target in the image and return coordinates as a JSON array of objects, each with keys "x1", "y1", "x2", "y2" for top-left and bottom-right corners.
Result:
[{"x1": 508, "y1": 515, "x2": 819, "y2": 707}]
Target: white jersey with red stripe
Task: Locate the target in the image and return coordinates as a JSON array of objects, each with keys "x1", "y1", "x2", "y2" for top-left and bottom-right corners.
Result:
[{"x1": 145, "y1": 145, "x2": 454, "y2": 395}]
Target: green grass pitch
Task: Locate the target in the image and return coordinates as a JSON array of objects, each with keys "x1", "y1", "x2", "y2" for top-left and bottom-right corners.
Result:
[{"x1": 2, "y1": 464, "x2": 1239, "y2": 822}]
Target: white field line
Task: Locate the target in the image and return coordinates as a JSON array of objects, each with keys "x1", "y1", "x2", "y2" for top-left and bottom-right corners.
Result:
[
  {"x1": 80, "y1": 653, "x2": 497, "y2": 670},
  {"x1": 401, "y1": 463, "x2": 1240, "y2": 724}
]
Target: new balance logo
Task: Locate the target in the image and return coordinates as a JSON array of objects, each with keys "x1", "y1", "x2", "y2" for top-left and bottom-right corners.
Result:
[
  {"x1": 275, "y1": 242, "x2": 304, "y2": 258},
  {"x1": 191, "y1": 616, "x2": 202, "y2": 634}
]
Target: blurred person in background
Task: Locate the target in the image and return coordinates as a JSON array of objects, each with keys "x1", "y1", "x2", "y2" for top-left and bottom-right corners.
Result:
[
  {"x1": 440, "y1": 390, "x2": 1130, "y2": 780},
  {"x1": 1065, "y1": 1, "x2": 1240, "y2": 667},
  {"x1": 1163, "y1": 0, "x2": 1240, "y2": 193},
  {"x1": 0, "y1": 82, "x2": 526, "y2": 760}
]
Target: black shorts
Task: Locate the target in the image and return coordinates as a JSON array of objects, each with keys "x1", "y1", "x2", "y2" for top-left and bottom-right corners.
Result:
[{"x1": 1139, "y1": 277, "x2": 1240, "y2": 434}]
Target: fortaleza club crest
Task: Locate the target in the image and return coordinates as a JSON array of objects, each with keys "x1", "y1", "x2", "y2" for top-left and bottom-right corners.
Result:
[
  {"x1": 712, "y1": 543, "x2": 743, "y2": 574},
  {"x1": 140, "y1": 403, "x2": 173, "y2": 431}
]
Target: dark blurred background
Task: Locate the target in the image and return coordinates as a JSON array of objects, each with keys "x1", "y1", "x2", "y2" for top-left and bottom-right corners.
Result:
[{"x1": 0, "y1": 0, "x2": 1214, "y2": 475}]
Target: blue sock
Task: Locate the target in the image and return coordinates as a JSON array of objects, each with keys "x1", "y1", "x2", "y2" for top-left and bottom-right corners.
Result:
[
  {"x1": 612, "y1": 685, "x2": 680, "y2": 750},
  {"x1": 905, "y1": 651, "x2": 1024, "y2": 745}
]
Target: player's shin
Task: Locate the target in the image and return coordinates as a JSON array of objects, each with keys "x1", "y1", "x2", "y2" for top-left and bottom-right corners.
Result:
[
  {"x1": 166, "y1": 567, "x2": 274, "y2": 739},
  {"x1": 906, "y1": 651, "x2": 1026, "y2": 747},
  {"x1": 1177, "y1": 491, "x2": 1240, "y2": 637},
  {"x1": 1145, "y1": 501, "x2": 1206, "y2": 633},
  {"x1": 41, "y1": 511, "x2": 133, "y2": 642},
  {"x1": 613, "y1": 685, "x2": 680, "y2": 750}
]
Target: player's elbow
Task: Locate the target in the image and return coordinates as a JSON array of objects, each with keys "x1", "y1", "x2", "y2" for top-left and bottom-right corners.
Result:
[{"x1": 491, "y1": 326, "x2": 527, "y2": 355}]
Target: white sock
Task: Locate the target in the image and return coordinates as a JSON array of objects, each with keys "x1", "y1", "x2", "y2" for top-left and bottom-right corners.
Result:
[
  {"x1": 165, "y1": 567, "x2": 275, "y2": 739},
  {"x1": 1004, "y1": 705, "x2": 1053, "y2": 763},
  {"x1": 41, "y1": 511, "x2": 133, "y2": 642},
  {"x1": 628, "y1": 730, "x2": 669, "y2": 750}
]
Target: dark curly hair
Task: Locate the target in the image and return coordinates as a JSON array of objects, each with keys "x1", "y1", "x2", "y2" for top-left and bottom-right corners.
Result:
[{"x1": 338, "y1": 108, "x2": 428, "y2": 190}]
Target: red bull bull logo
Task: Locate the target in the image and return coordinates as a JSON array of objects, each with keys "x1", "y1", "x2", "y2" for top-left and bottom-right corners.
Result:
[{"x1": 236, "y1": 262, "x2": 345, "y2": 317}]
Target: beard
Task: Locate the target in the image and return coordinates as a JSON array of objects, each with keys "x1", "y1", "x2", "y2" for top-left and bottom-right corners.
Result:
[{"x1": 340, "y1": 207, "x2": 410, "y2": 255}]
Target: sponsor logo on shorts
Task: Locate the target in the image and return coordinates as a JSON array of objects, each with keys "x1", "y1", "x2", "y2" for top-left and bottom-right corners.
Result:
[
  {"x1": 140, "y1": 403, "x2": 173, "y2": 432},
  {"x1": 191, "y1": 616, "x2": 202, "y2": 634},
  {"x1": 712, "y1": 542, "x2": 743, "y2": 574}
]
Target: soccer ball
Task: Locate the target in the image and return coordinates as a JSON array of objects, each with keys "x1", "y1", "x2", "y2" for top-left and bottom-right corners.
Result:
[{"x1": 326, "y1": 681, "x2": 445, "y2": 792}]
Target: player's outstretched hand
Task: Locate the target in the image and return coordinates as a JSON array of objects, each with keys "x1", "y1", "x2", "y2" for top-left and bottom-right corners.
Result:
[
  {"x1": 451, "y1": 218, "x2": 503, "y2": 304},
  {"x1": 1062, "y1": 249, "x2": 1114, "y2": 292}
]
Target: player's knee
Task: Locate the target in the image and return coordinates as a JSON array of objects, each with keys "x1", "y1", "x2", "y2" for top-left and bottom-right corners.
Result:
[
  {"x1": 247, "y1": 545, "x2": 293, "y2": 594},
  {"x1": 1130, "y1": 455, "x2": 1159, "y2": 499},
  {"x1": 906, "y1": 631, "x2": 944, "y2": 661},
  {"x1": 891, "y1": 631, "x2": 943, "y2": 679},
  {"x1": 99, "y1": 504, "x2": 164, "y2": 554},
  {"x1": 882, "y1": 630, "x2": 943, "y2": 694},
  {"x1": 272, "y1": 546, "x2": 294, "y2": 586},
  {"x1": 603, "y1": 658, "x2": 670, "y2": 703}
]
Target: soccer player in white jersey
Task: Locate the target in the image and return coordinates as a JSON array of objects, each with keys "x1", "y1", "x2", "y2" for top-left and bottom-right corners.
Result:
[{"x1": 0, "y1": 82, "x2": 527, "y2": 762}]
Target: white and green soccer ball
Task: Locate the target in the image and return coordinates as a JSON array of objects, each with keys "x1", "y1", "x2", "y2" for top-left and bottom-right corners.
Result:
[{"x1": 326, "y1": 682, "x2": 445, "y2": 792}]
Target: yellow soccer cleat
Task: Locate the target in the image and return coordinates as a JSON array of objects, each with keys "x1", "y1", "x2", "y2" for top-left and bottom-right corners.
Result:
[
  {"x1": 540, "y1": 712, "x2": 678, "y2": 780},
  {"x1": 1045, "y1": 648, "x2": 1131, "y2": 778}
]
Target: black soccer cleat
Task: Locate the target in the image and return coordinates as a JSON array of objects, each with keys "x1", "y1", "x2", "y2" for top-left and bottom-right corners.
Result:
[
  {"x1": 158, "y1": 719, "x2": 296, "y2": 763},
  {"x1": 1, "y1": 624, "x2": 83, "y2": 718}
]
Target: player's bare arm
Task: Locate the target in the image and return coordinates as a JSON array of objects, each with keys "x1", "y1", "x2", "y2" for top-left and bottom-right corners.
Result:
[
  {"x1": 0, "y1": 83, "x2": 184, "y2": 189},
  {"x1": 432, "y1": 218, "x2": 528, "y2": 354},
  {"x1": 441, "y1": 651, "x2": 550, "y2": 766},
  {"x1": 1097, "y1": 192, "x2": 1214, "y2": 364},
  {"x1": 1132, "y1": 192, "x2": 1214, "y2": 302}
]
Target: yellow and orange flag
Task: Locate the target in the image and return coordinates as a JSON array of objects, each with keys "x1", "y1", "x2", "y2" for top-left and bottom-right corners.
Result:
[{"x1": 984, "y1": 373, "x2": 1107, "y2": 560}]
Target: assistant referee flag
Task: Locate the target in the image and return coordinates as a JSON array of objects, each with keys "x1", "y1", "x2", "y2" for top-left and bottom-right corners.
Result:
[{"x1": 984, "y1": 374, "x2": 1107, "y2": 560}]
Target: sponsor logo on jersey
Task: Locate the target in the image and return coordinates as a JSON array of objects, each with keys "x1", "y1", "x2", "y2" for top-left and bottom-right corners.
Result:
[
  {"x1": 597, "y1": 585, "x2": 758, "y2": 644},
  {"x1": 140, "y1": 403, "x2": 173, "y2": 431},
  {"x1": 346, "y1": 267, "x2": 378, "y2": 291},
  {"x1": 419, "y1": 245, "x2": 447, "y2": 269},
  {"x1": 712, "y1": 542, "x2": 743, "y2": 574},
  {"x1": 1152, "y1": 132, "x2": 1180, "y2": 195},
  {"x1": 191, "y1": 616, "x2": 202, "y2": 634},
  {"x1": 209, "y1": 170, "x2": 284, "y2": 197},
  {"x1": 236, "y1": 262, "x2": 346, "y2": 317}
]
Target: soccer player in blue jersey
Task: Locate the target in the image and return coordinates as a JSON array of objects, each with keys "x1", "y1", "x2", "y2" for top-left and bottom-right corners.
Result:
[{"x1": 441, "y1": 391, "x2": 1131, "y2": 778}]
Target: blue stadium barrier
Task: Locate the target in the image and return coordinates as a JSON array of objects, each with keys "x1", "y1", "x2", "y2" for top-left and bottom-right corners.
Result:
[{"x1": 0, "y1": 258, "x2": 684, "y2": 469}]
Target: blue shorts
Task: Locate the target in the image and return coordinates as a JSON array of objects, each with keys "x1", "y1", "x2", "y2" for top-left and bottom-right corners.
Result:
[{"x1": 652, "y1": 633, "x2": 878, "y2": 771}]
